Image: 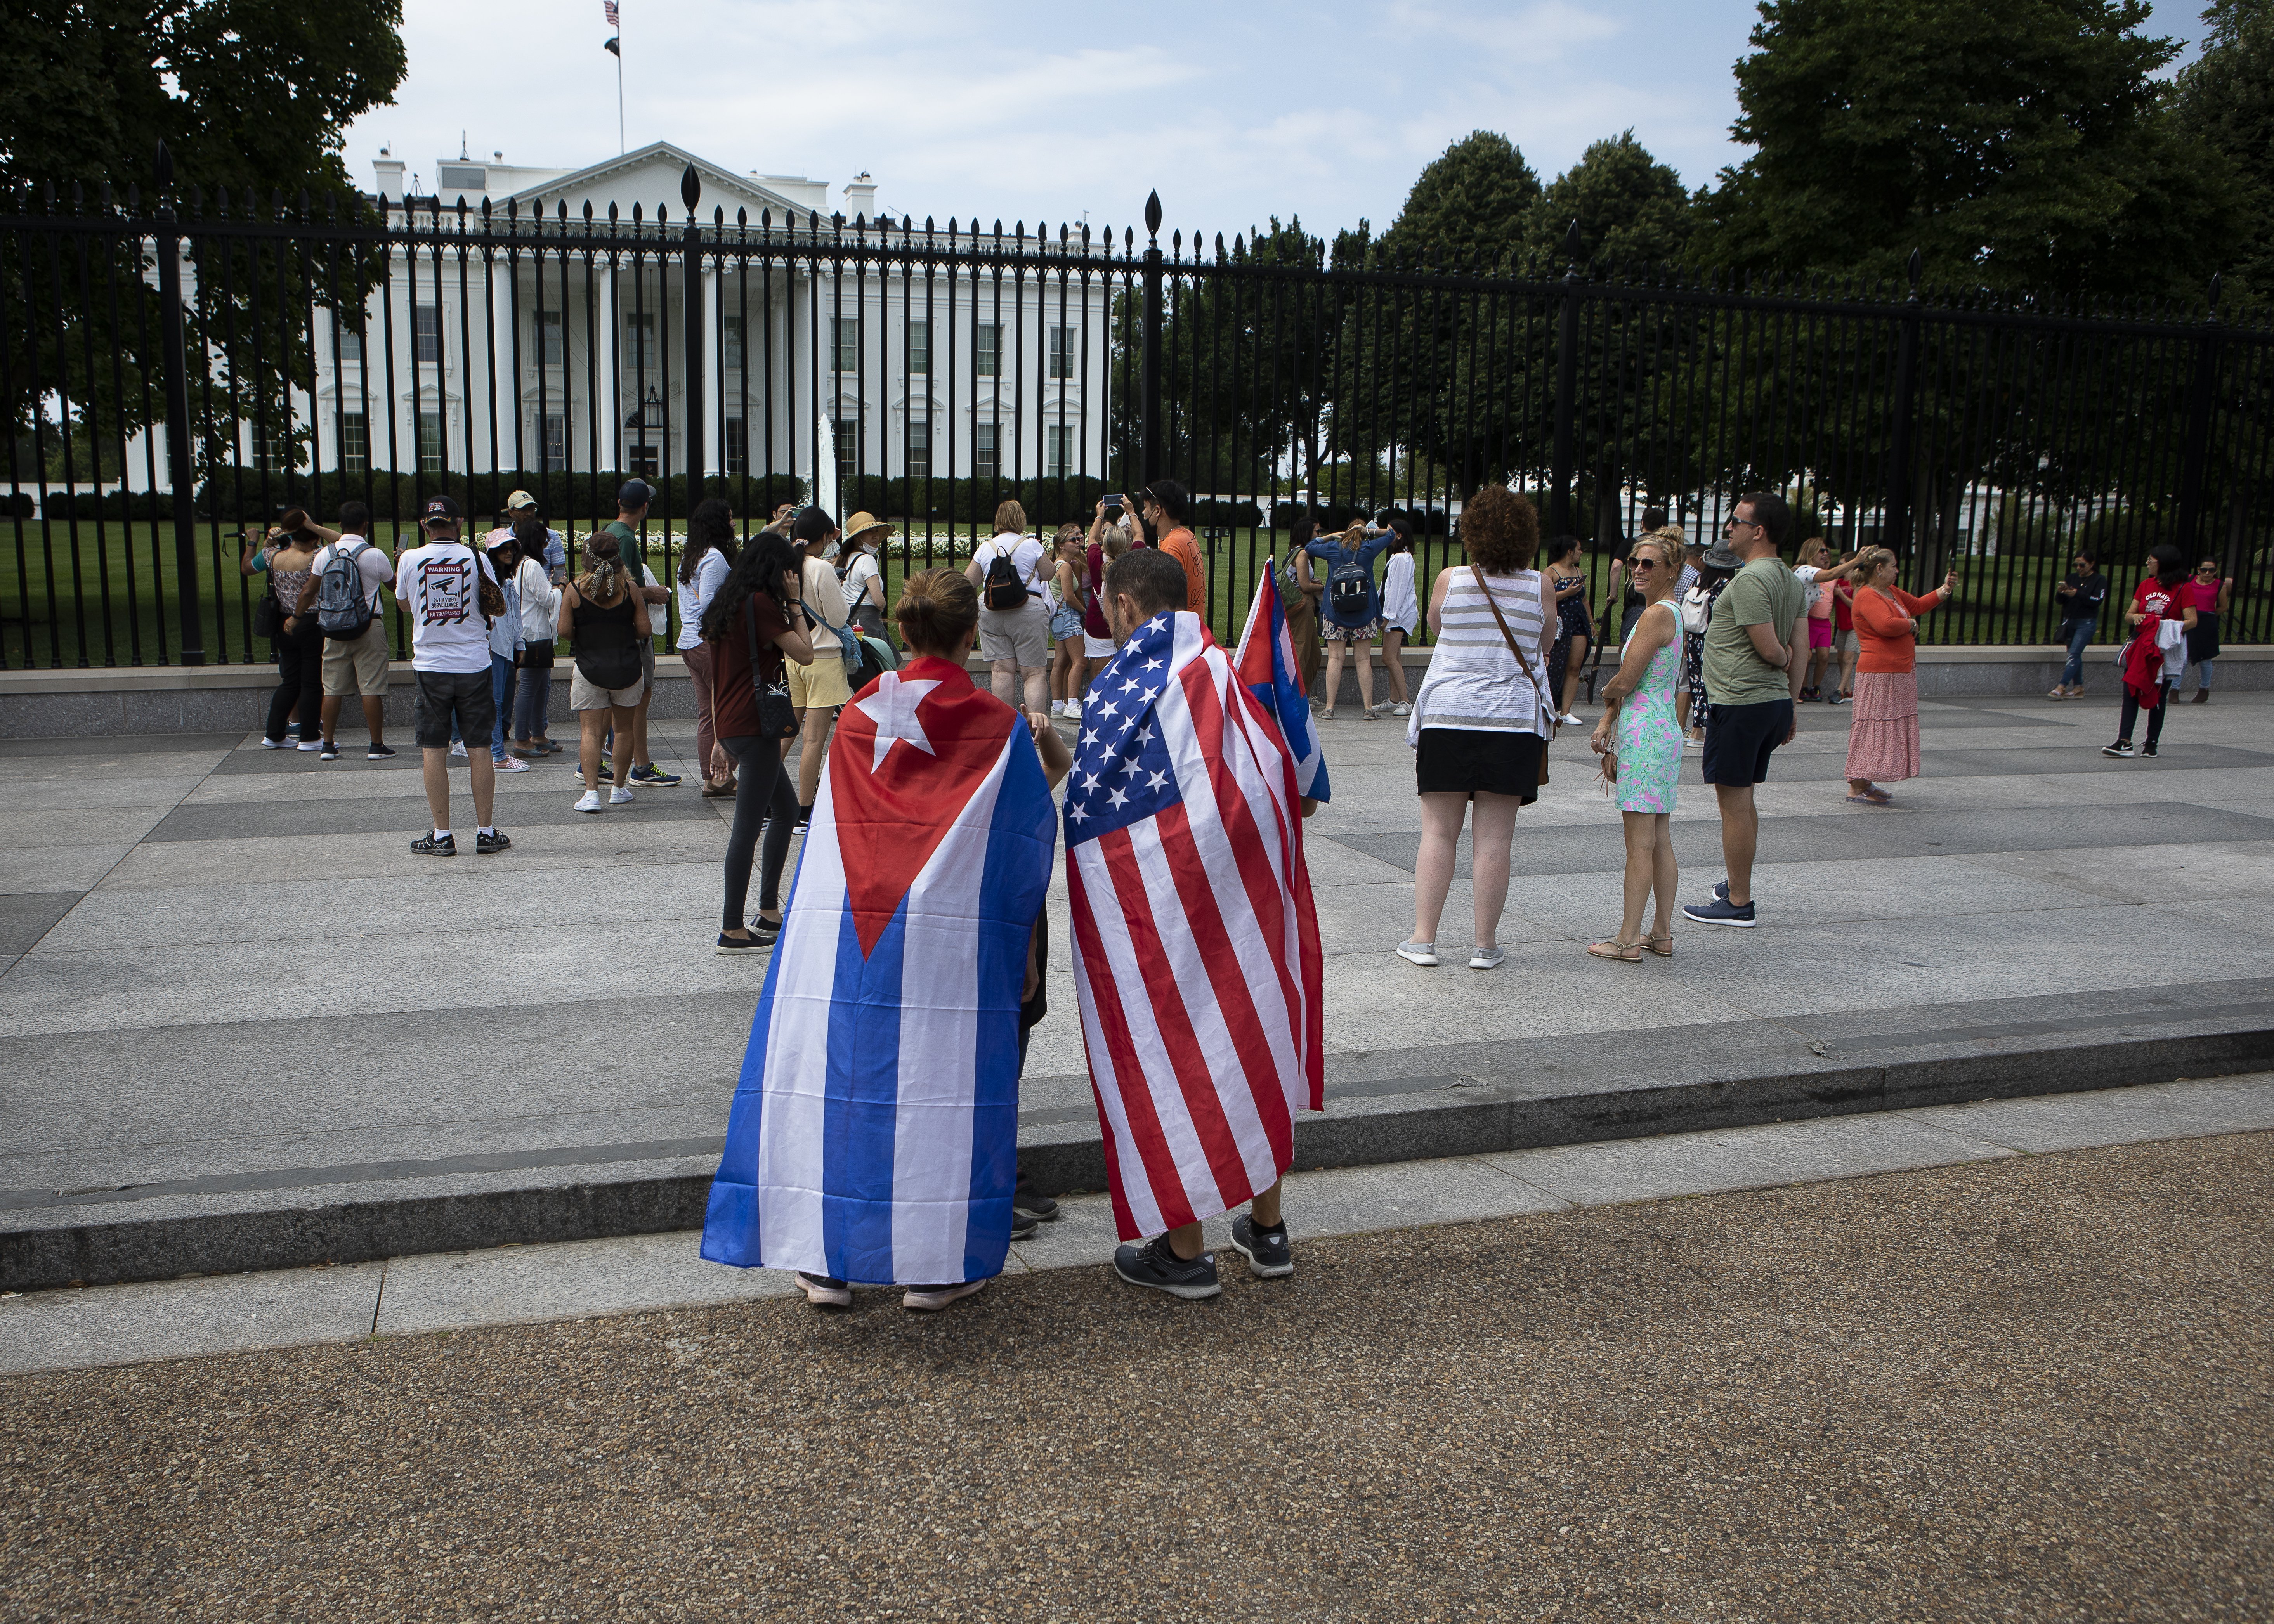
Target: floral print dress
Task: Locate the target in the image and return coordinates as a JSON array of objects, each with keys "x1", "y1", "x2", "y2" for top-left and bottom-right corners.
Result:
[{"x1": 1614, "y1": 617, "x2": 1684, "y2": 815}]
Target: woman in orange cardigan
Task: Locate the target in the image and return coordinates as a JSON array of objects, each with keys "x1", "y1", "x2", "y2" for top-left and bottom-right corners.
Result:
[{"x1": 1844, "y1": 547, "x2": 1959, "y2": 804}]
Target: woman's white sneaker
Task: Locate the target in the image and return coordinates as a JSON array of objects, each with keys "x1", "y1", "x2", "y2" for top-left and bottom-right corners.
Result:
[
  {"x1": 609, "y1": 785, "x2": 635, "y2": 805},
  {"x1": 573, "y1": 789, "x2": 602, "y2": 813},
  {"x1": 1396, "y1": 939, "x2": 1439, "y2": 967}
]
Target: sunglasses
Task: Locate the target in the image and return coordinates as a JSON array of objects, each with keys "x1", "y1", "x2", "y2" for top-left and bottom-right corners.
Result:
[
  {"x1": 1629, "y1": 558, "x2": 1660, "y2": 570},
  {"x1": 2197, "y1": 567, "x2": 2218, "y2": 575}
]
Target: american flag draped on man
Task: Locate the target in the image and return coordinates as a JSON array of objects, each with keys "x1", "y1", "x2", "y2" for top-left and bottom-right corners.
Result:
[{"x1": 1066, "y1": 571, "x2": 1325, "y2": 1246}]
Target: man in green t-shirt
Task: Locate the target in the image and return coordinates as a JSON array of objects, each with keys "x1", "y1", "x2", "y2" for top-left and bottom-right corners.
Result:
[
  {"x1": 600, "y1": 480, "x2": 679, "y2": 787},
  {"x1": 1684, "y1": 491, "x2": 1807, "y2": 929}
]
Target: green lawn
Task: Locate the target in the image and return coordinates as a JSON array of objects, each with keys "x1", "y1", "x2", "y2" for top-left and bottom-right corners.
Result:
[{"x1": 0, "y1": 516, "x2": 2154, "y2": 670}]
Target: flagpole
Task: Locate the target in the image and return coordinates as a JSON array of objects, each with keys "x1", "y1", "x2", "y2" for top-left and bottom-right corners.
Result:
[{"x1": 617, "y1": 3, "x2": 625, "y2": 154}]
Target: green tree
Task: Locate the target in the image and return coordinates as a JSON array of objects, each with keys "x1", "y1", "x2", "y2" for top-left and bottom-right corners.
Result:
[
  {"x1": 1700, "y1": 0, "x2": 2241, "y2": 302},
  {"x1": 1523, "y1": 132, "x2": 1697, "y2": 272},
  {"x1": 2174, "y1": 0, "x2": 2274, "y2": 303},
  {"x1": 1376, "y1": 132, "x2": 1542, "y2": 272},
  {"x1": 0, "y1": 0, "x2": 407, "y2": 473}
]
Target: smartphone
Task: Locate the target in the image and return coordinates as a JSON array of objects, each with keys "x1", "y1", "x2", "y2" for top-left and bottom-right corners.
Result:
[{"x1": 1103, "y1": 494, "x2": 1124, "y2": 509}]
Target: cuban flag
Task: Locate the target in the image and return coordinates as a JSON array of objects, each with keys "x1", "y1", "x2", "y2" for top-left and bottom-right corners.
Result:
[
  {"x1": 1233, "y1": 558, "x2": 1330, "y2": 803},
  {"x1": 702, "y1": 656, "x2": 1057, "y2": 1286},
  {"x1": 1065, "y1": 611, "x2": 1325, "y2": 1242}
]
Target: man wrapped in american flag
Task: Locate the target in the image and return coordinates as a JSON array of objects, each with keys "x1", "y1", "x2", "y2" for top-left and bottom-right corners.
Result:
[{"x1": 1067, "y1": 548, "x2": 1325, "y2": 1300}]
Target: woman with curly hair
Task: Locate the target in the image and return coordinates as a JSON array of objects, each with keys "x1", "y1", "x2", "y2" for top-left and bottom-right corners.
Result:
[{"x1": 1398, "y1": 485, "x2": 1555, "y2": 973}]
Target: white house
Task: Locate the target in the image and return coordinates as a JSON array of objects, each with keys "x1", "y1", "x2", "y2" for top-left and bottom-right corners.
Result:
[{"x1": 274, "y1": 141, "x2": 1121, "y2": 501}]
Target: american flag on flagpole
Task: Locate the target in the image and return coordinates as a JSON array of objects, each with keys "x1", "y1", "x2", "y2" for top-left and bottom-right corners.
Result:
[
  {"x1": 1065, "y1": 610, "x2": 1324, "y2": 1242},
  {"x1": 602, "y1": 0, "x2": 619, "y2": 26}
]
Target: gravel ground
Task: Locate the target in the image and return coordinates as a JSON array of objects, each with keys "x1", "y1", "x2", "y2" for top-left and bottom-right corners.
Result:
[{"x1": 4, "y1": 1135, "x2": 2269, "y2": 1623}]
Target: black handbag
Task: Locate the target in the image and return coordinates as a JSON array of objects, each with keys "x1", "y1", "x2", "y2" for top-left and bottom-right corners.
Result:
[
  {"x1": 747, "y1": 603, "x2": 798, "y2": 740},
  {"x1": 253, "y1": 586, "x2": 282, "y2": 640}
]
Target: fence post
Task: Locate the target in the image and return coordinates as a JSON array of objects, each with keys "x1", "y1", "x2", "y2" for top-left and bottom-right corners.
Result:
[
  {"x1": 2175, "y1": 274, "x2": 2223, "y2": 559},
  {"x1": 1548, "y1": 220, "x2": 1581, "y2": 536},
  {"x1": 154, "y1": 142, "x2": 204, "y2": 665},
  {"x1": 1882, "y1": 250, "x2": 1922, "y2": 570},
  {"x1": 1141, "y1": 191, "x2": 1163, "y2": 487},
  {"x1": 680, "y1": 166, "x2": 704, "y2": 506}
]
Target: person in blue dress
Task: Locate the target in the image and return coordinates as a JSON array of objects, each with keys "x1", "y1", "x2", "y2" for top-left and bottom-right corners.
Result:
[{"x1": 1305, "y1": 520, "x2": 1394, "y2": 720}]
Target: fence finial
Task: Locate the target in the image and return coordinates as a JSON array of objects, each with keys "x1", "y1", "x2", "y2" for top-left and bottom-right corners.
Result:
[
  {"x1": 680, "y1": 163, "x2": 701, "y2": 213},
  {"x1": 1906, "y1": 248, "x2": 1922, "y2": 291},
  {"x1": 1562, "y1": 218, "x2": 1582, "y2": 266},
  {"x1": 2209, "y1": 272, "x2": 2224, "y2": 315},
  {"x1": 1144, "y1": 190, "x2": 1162, "y2": 240}
]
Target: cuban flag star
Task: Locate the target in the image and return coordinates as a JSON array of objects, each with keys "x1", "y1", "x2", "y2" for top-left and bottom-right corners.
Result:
[
  {"x1": 702, "y1": 656, "x2": 1057, "y2": 1286},
  {"x1": 1065, "y1": 609, "x2": 1326, "y2": 1243}
]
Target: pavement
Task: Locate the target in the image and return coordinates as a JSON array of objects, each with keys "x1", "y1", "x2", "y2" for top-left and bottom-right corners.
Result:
[
  {"x1": 5, "y1": 686, "x2": 2274, "y2": 1288},
  {"x1": 2, "y1": 1114, "x2": 2265, "y2": 1621}
]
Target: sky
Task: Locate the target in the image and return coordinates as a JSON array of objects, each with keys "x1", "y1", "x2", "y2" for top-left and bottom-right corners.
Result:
[{"x1": 344, "y1": 0, "x2": 2216, "y2": 243}]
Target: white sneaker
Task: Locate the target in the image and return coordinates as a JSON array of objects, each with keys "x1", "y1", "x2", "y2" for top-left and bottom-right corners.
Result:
[
  {"x1": 1390, "y1": 701, "x2": 1412, "y2": 717},
  {"x1": 1558, "y1": 712, "x2": 1582, "y2": 727},
  {"x1": 493, "y1": 754, "x2": 530, "y2": 773},
  {"x1": 1395, "y1": 940, "x2": 1440, "y2": 968},
  {"x1": 258, "y1": 736, "x2": 292, "y2": 749},
  {"x1": 295, "y1": 740, "x2": 323, "y2": 752},
  {"x1": 609, "y1": 785, "x2": 635, "y2": 805},
  {"x1": 449, "y1": 740, "x2": 468, "y2": 758},
  {"x1": 573, "y1": 790, "x2": 602, "y2": 813}
]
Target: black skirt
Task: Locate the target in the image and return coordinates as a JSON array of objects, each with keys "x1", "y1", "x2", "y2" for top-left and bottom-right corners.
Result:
[
  {"x1": 2187, "y1": 610, "x2": 2220, "y2": 664},
  {"x1": 1415, "y1": 727, "x2": 1542, "y2": 803}
]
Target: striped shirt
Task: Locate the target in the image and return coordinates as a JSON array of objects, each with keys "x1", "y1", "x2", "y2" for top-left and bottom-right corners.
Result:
[{"x1": 1407, "y1": 566, "x2": 1551, "y2": 742}]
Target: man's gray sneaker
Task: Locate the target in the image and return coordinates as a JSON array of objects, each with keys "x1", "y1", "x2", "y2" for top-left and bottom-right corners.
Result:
[
  {"x1": 1113, "y1": 1236, "x2": 1221, "y2": 1300},
  {"x1": 1230, "y1": 1213, "x2": 1293, "y2": 1279}
]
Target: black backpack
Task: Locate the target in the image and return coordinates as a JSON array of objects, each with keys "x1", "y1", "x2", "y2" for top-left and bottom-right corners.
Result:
[
  {"x1": 316, "y1": 540, "x2": 376, "y2": 641},
  {"x1": 1329, "y1": 558, "x2": 1372, "y2": 618},
  {"x1": 983, "y1": 541, "x2": 1031, "y2": 611}
]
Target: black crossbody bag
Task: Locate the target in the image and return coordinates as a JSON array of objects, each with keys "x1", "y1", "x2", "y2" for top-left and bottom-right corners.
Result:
[{"x1": 746, "y1": 602, "x2": 798, "y2": 740}]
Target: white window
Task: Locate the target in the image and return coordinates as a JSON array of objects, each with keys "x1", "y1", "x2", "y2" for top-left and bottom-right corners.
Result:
[
  {"x1": 725, "y1": 417, "x2": 748, "y2": 476},
  {"x1": 335, "y1": 322, "x2": 363, "y2": 364},
  {"x1": 832, "y1": 317, "x2": 859, "y2": 374},
  {"x1": 539, "y1": 413, "x2": 566, "y2": 472},
  {"x1": 836, "y1": 417, "x2": 860, "y2": 489},
  {"x1": 338, "y1": 412, "x2": 368, "y2": 473},
  {"x1": 623, "y1": 310, "x2": 656, "y2": 373},
  {"x1": 905, "y1": 414, "x2": 931, "y2": 481},
  {"x1": 1047, "y1": 423, "x2": 1072, "y2": 480},
  {"x1": 973, "y1": 420, "x2": 998, "y2": 483},
  {"x1": 723, "y1": 314, "x2": 745, "y2": 373},
  {"x1": 974, "y1": 323, "x2": 1000, "y2": 378},
  {"x1": 417, "y1": 411, "x2": 444, "y2": 473},
  {"x1": 1049, "y1": 326, "x2": 1075, "y2": 380},
  {"x1": 536, "y1": 310, "x2": 564, "y2": 366},
  {"x1": 413, "y1": 304, "x2": 441, "y2": 366},
  {"x1": 907, "y1": 321, "x2": 930, "y2": 376}
]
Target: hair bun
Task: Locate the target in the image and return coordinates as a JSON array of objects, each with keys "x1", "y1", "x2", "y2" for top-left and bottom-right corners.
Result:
[{"x1": 895, "y1": 567, "x2": 980, "y2": 657}]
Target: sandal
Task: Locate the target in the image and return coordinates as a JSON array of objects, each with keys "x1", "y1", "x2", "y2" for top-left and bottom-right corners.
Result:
[
  {"x1": 1321, "y1": 709, "x2": 1336, "y2": 721},
  {"x1": 1643, "y1": 932, "x2": 1673, "y2": 957},
  {"x1": 1586, "y1": 937, "x2": 1643, "y2": 962}
]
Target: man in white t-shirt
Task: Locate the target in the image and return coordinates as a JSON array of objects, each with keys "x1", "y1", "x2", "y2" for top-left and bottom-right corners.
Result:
[
  {"x1": 295, "y1": 499, "x2": 397, "y2": 761},
  {"x1": 392, "y1": 496, "x2": 508, "y2": 857}
]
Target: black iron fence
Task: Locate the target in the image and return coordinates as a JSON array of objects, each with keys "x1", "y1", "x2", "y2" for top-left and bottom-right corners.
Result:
[{"x1": 5, "y1": 155, "x2": 2272, "y2": 670}]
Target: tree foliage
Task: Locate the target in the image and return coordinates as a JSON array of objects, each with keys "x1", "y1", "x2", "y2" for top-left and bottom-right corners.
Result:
[
  {"x1": 1699, "y1": 0, "x2": 2241, "y2": 303},
  {"x1": 0, "y1": 0, "x2": 407, "y2": 468},
  {"x1": 2174, "y1": 0, "x2": 2274, "y2": 304}
]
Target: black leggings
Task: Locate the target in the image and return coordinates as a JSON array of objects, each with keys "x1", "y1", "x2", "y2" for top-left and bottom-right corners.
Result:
[
  {"x1": 264, "y1": 618, "x2": 323, "y2": 743},
  {"x1": 2118, "y1": 679, "x2": 2172, "y2": 747},
  {"x1": 722, "y1": 734, "x2": 799, "y2": 929}
]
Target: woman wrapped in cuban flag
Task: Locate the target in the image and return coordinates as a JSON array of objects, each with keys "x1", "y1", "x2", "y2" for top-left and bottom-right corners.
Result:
[{"x1": 702, "y1": 568, "x2": 1073, "y2": 1312}]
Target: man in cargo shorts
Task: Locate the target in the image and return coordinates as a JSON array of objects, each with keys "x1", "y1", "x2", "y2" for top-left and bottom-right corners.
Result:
[
  {"x1": 300, "y1": 499, "x2": 396, "y2": 761},
  {"x1": 1683, "y1": 491, "x2": 1805, "y2": 929},
  {"x1": 393, "y1": 496, "x2": 508, "y2": 856}
]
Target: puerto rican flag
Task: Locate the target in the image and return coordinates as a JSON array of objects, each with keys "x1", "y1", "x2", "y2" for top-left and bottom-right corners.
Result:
[
  {"x1": 702, "y1": 656, "x2": 1057, "y2": 1286},
  {"x1": 1233, "y1": 558, "x2": 1330, "y2": 803},
  {"x1": 1066, "y1": 611, "x2": 1325, "y2": 1242}
]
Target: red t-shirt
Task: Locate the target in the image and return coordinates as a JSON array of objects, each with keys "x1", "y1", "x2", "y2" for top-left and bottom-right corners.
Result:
[
  {"x1": 1083, "y1": 542, "x2": 1110, "y2": 638},
  {"x1": 1832, "y1": 579, "x2": 1854, "y2": 631},
  {"x1": 707, "y1": 589, "x2": 794, "y2": 740},
  {"x1": 2133, "y1": 579, "x2": 2183, "y2": 621}
]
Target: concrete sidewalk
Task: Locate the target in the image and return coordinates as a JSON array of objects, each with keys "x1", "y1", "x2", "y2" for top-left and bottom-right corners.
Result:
[{"x1": 4, "y1": 687, "x2": 2274, "y2": 1289}]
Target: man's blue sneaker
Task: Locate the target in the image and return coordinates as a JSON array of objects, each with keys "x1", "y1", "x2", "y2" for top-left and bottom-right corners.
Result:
[
  {"x1": 1682, "y1": 895, "x2": 1756, "y2": 928},
  {"x1": 629, "y1": 763, "x2": 681, "y2": 787}
]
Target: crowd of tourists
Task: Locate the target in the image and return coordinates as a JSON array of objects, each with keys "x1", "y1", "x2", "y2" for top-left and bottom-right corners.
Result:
[{"x1": 234, "y1": 469, "x2": 2239, "y2": 1309}]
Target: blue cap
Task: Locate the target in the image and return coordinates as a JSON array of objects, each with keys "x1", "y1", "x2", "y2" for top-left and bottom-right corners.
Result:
[{"x1": 617, "y1": 479, "x2": 652, "y2": 510}]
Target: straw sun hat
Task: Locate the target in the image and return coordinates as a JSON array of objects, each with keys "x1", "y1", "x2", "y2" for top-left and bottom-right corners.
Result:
[{"x1": 840, "y1": 511, "x2": 895, "y2": 548}]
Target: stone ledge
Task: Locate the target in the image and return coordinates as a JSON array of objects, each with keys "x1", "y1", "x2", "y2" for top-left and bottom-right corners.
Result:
[{"x1": 5, "y1": 1015, "x2": 2267, "y2": 1293}]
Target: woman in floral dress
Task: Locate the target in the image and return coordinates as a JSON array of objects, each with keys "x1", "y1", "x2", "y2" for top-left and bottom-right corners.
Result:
[{"x1": 1586, "y1": 532, "x2": 1685, "y2": 961}]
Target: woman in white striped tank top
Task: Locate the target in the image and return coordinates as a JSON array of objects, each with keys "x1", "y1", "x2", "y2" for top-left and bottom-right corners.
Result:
[{"x1": 1398, "y1": 487, "x2": 1558, "y2": 972}]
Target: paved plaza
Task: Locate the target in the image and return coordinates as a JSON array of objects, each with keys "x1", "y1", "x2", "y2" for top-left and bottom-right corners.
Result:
[{"x1": 4, "y1": 687, "x2": 2274, "y2": 1287}]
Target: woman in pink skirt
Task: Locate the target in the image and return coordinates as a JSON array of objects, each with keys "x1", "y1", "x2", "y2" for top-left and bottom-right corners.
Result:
[{"x1": 1843, "y1": 547, "x2": 1958, "y2": 804}]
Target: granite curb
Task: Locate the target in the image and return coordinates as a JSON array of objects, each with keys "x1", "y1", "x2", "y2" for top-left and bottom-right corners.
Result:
[{"x1": 7, "y1": 1014, "x2": 2267, "y2": 1293}]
